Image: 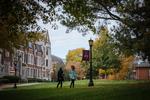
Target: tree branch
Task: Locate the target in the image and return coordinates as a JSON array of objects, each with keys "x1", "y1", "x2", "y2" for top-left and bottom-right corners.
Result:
[
  {"x1": 92, "y1": 1, "x2": 123, "y2": 22},
  {"x1": 95, "y1": 16, "x2": 120, "y2": 20},
  {"x1": 100, "y1": 3, "x2": 122, "y2": 21}
]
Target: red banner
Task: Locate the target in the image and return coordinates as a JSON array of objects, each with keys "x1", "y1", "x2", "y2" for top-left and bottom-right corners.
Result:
[{"x1": 82, "y1": 50, "x2": 89, "y2": 61}]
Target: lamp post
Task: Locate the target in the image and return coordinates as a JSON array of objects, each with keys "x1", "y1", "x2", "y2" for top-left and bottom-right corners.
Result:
[
  {"x1": 14, "y1": 58, "x2": 17, "y2": 88},
  {"x1": 88, "y1": 39, "x2": 94, "y2": 86},
  {"x1": 18, "y1": 55, "x2": 21, "y2": 82}
]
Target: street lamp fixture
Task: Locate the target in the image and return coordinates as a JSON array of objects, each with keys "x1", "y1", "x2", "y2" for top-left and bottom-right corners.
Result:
[
  {"x1": 89, "y1": 39, "x2": 93, "y2": 47},
  {"x1": 88, "y1": 39, "x2": 94, "y2": 86}
]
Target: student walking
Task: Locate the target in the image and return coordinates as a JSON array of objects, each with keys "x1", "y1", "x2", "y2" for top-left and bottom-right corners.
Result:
[
  {"x1": 57, "y1": 68, "x2": 64, "y2": 88},
  {"x1": 69, "y1": 65, "x2": 77, "y2": 88}
]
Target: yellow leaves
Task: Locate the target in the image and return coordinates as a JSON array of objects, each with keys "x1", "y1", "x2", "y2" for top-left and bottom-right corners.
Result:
[
  {"x1": 121, "y1": 56, "x2": 134, "y2": 67},
  {"x1": 93, "y1": 27, "x2": 109, "y2": 48},
  {"x1": 117, "y1": 56, "x2": 134, "y2": 80},
  {"x1": 107, "y1": 56, "x2": 134, "y2": 80},
  {"x1": 66, "y1": 48, "x2": 84, "y2": 62},
  {"x1": 99, "y1": 69, "x2": 106, "y2": 75}
]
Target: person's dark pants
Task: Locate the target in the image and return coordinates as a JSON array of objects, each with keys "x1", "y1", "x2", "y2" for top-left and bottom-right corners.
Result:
[
  {"x1": 57, "y1": 80, "x2": 63, "y2": 88},
  {"x1": 70, "y1": 79, "x2": 75, "y2": 88}
]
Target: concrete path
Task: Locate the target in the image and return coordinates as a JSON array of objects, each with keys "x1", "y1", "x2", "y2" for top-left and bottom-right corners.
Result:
[{"x1": 0, "y1": 83, "x2": 40, "y2": 90}]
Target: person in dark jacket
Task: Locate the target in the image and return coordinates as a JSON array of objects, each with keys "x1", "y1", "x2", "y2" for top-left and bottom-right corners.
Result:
[{"x1": 57, "y1": 67, "x2": 64, "y2": 88}]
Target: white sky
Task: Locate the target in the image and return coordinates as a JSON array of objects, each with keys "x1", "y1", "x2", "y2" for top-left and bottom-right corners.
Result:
[
  {"x1": 38, "y1": 21, "x2": 97, "y2": 59},
  {"x1": 50, "y1": 27, "x2": 97, "y2": 59}
]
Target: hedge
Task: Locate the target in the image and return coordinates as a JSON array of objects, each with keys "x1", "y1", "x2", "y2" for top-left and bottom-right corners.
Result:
[{"x1": 1, "y1": 76, "x2": 19, "y2": 83}]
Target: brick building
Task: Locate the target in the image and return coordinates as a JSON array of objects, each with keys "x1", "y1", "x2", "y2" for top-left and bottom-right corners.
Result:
[
  {"x1": 0, "y1": 32, "x2": 52, "y2": 81},
  {"x1": 133, "y1": 56, "x2": 150, "y2": 80}
]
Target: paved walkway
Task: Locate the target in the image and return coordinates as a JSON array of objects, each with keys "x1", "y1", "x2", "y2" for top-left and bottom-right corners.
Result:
[{"x1": 0, "y1": 83, "x2": 40, "y2": 90}]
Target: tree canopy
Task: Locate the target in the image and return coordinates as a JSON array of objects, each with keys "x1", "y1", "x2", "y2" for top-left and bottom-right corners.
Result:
[
  {"x1": 1, "y1": 0, "x2": 149, "y2": 58},
  {"x1": 93, "y1": 27, "x2": 120, "y2": 70},
  {"x1": 0, "y1": 0, "x2": 56, "y2": 51},
  {"x1": 57, "y1": 0, "x2": 150, "y2": 59}
]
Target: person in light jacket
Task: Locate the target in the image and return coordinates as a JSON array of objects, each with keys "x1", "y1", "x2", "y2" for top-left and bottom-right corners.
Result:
[{"x1": 69, "y1": 65, "x2": 77, "y2": 88}]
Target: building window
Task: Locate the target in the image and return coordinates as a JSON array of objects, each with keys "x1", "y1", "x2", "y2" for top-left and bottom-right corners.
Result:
[
  {"x1": 40, "y1": 58, "x2": 45, "y2": 66},
  {"x1": 5, "y1": 51, "x2": 10, "y2": 57},
  {"x1": 46, "y1": 59, "x2": 48, "y2": 67},
  {"x1": 37, "y1": 56, "x2": 41, "y2": 66},
  {"x1": 28, "y1": 54, "x2": 30, "y2": 64},
  {"x1": 27, "y1": 68, "x2": 29, "y2": 77},
  {"x1": 35, "y1": 57, "x2": 37, "y2": 65},
  {"x1": 31, "y1": 54, "x2": 33, "y2": 64},
  {"x1": 21, "y1": 52, "x2": 24, "y2": 63},
  {"x1": 29, "y1": 68, "x2": 31, "y2": 77},
  {"x1": 26, "y1": 69, "x2": 28, "y2": 77},
  {"x1": 29, "y1": 42, "x2": 33, "y2": 48},
  {"x1": 29, "y1": 54, "x2": 31, "y2": 64},
  {"x1": 46, "y1": 47, "x2": 48, "y2": 55},
  {"x1": 36, "y1": 44, "x2": 42, "y2": 52},
  {"x1": 24, "y1": 53, "x2": 26, "y2": 63},
  {"x1": 0, "y1": 54, "x2": 1, "y2": 64},
  {"x1": 31, "y1": 68, "x2": 33, "y2": 77},
  {"x1": 38, "y1": 69, "x2": 40, "y2": 77},
  {"x1": 37, "y1": 57, "x2": 39, "y2": 66},
  {"x1": 28, "y1": 54, "x2": 33, "y2": 64}
]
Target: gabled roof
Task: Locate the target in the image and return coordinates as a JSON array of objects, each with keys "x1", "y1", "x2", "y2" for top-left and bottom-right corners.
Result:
[{"x1": 44, "y1": 30, "x2": 51, "y2": 44}]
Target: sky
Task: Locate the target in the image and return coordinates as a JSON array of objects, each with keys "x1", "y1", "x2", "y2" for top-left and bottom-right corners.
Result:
[
  {"x1": 39, "y1": 21, "x2": 97, "y2": 59},
  {"x1": 49, "y1": 27, "x2": 97, "y2": 59}
]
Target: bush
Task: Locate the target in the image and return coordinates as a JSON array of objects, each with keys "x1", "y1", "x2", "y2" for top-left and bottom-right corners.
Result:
[
  {"x1": 36, "y1": 79, "x2": 44, "y2": 82},
  {"x1": 20, "y1": 79, "x2": 28, "y2": 83},
  {"x1": 27, "y1": 78, "x2": 37, "y2": 83},
  {"x1": 27, "y1": 78, "x2": 51, "y2": 83},
  {"x1": 0, "y1": 78, "x2": 9, "y2": 84},
  {"x1": 3, "y1": 76, "x2": 20, "y2": 83}
]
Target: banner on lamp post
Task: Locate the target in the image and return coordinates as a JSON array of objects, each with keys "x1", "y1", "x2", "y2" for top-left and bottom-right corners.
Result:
[{"x1": 82, "y1": 50, "x2": 90, "y2": 61}]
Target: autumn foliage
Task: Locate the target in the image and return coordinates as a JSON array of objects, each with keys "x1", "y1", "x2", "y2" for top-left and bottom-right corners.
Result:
[{"x1": 108, "y1": 56, "x2": 134, "y2": 80}]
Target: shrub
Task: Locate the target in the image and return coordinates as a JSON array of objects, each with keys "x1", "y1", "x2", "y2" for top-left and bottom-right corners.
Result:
[
  {"x1": 27, "y1": 78, "x2": 37, "y2": 83},
  {"x1": 20, "y1": 79, "x2": 28, "y2": 83},
  {"x1": 3, "y1": 76, "x2": 19, "y2": 83},
  {"x1": 0, "y1": 78, "x2": 9, "y2": 84},
  {"x1": 27, "y1": 78, "x2": 51, "y2": 83}
]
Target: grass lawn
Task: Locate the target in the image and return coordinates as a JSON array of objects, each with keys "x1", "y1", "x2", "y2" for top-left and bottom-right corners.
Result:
[{"x1": 0, "y1": 80, "x2": 150, "y2": 100}]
